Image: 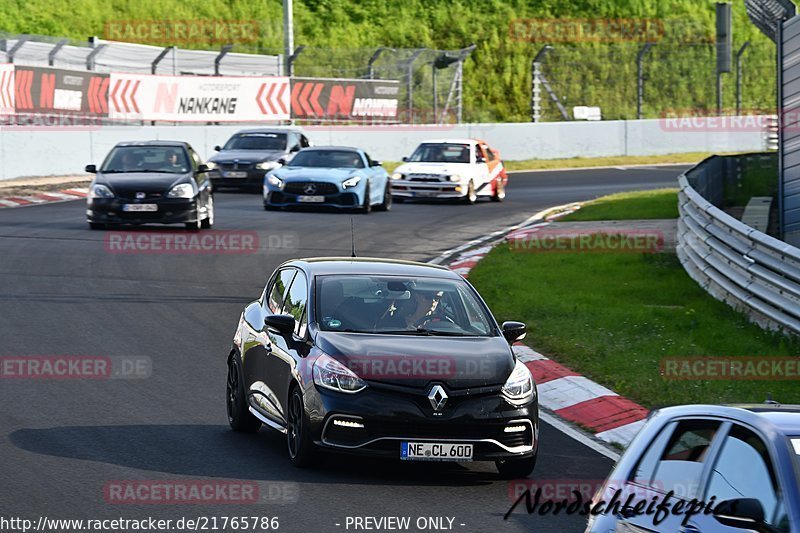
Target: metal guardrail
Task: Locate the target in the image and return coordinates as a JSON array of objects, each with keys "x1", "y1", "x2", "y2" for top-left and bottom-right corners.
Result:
[{"x1": 677, "y1": 154, "x2": 800, "y2": 336}]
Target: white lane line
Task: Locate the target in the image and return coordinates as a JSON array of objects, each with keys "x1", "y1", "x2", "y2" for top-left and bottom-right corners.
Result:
[
  {"x1": 0, "y1": 199, "x2": 20, "y2": 207},
  {"x1": 539, "y1": 411, "x2": 620, "y2": 462},
  {"x1": 537, "y1": 376, "x2": 617, "y2": 411}
]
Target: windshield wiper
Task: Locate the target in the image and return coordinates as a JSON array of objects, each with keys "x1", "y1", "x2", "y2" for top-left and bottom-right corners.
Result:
[{"x1": 414, "y1": 327, "x2": 470, "y2": 336}]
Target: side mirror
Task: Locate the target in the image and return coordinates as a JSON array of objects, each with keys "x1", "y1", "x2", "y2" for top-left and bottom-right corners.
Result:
[
  {"x1": 713, "y1": 498, "x2": 768, "y2": 531},
  {"x1": 371, "y1": 160, "x2": 382, "y2": 167},
  {"x1": 264, "y1": 314, "x2": 296, "y2": 335},
  {"x1": 290, "y1": 145, "x2": 301, "y2": 153},
  {"x1": 197, "y1": 164, "x2": 210, "y2": 173},
  {"x1": 401, "y1": 156, "x2": 409, "y2": 162},
  {"x1": 277, "y1": 157, "x2": 287, "y2": 166},
  {"x1": 214, "y1": 145, "x2": 222, "y2": 152},
  {"x1": 85, "y1": 164, "x2": 97, "y2": 173},
  {"x1": 501, "y1": 321, "x2": 527, "y2": 344}
]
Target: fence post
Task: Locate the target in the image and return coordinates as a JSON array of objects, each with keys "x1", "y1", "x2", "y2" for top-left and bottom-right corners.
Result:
[
  {"x1": 636, "y1": 43, "x2": 654, "y2": 119},
  {"x1": 736, "y1": 41, "x2": 751, "y2": 115},
  {"x1": 48, "y1": 39, "x2": 68, "y2": 67},
  {"x1": 214, "y1": 45, "x2": 233, "y2": 76}
]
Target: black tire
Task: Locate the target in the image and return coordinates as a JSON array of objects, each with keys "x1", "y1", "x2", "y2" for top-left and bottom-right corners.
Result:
[
  {"x1": 226, "y1": 354, "x2": 261, "y2": 433},
  {"x1": 462, "y1": 180, "x2": 477, "y2": 205},
  {"x1": 375, "y1": 184, "x2": 392, "y2": 211},
  {"x1": 286, "y1": 386, "x2": 318, "y2": 467},
  {"x1": 88, "y1": 222, "x2": 106, "y2": 230},
  {"x1": 358, "y1": 185, "x2": 372, "y2": 214},
  {"x1": 491, "y1": 179, "x2": 506, "y2": 202},
  {"x1": 495, "y1": 453, "x2": 537, "y2": 479},
  {"x1": 200, "y1": 196, "x2": 214, "y2": 229}
]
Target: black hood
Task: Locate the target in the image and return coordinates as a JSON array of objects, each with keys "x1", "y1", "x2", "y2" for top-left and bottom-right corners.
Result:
[
  {"x1": 96, "y1": 172, "x2": 189, "y2": 195},
  {"x1": 315, "y1": 332, "x2": 514, "y2": 390},
  {"x1": 209, "y1": 149, "x2": 285, "y2": 164}
]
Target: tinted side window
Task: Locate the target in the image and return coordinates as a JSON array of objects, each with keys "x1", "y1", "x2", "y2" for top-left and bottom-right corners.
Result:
[
  {"x1": 650, "y1": 419, "x2": 721, "y2": 498},
  {"x1": 268, "y1": 269, "x2": 297, "y2": 314},
  {"x1": 300, "y1": 135, "x2": 310, "y2": 148},
  {"x1": 485, "y1": 147, "x2": 497, "y2": 162},
  {"x1": 705, "y1": 425, "x2": 788, "y2": 531},
  {"x1": 282, "y1": 271, "x2": 308, "y2": 337},
  {"x1": 630, "y1": 421, "x2": 677, "y2": 486}
]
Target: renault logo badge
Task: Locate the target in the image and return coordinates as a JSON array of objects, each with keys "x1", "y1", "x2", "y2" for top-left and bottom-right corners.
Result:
[{"x1": 427, "y1": 384, "x2": 448, "y2": 411}]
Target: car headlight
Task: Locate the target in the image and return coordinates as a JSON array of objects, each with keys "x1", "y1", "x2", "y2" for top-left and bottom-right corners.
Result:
[
  {"x1": 342, "y1": 176, "x2": 361, "y2": 189},
  {"x1": 313, "y1": 354, "x2": 367, "y2": 393},
  {"x1": 166, "y1": 183, "x2": 196, "y2": 199},
  {"x1": 205, "y1": 161, "x2": 217, "y2": 170},
  {"x1": 448, "y1": 174, "x2": 462, "y2": 182},
  {"x1": 267, "y1": 175, "x2": 284, "y2": 189},
  {"x1": 256, "y1": 160, "x2": 278, "y2": 170},
  {"x1": 501, "y1": 360, "x2": 534, "y2": 405},
  {"x1": 391, "y1": 172, "x2": 405, "y2": 180},
  {"x1": 88, "y1": 184, "x2": 114, "y2": 199}
]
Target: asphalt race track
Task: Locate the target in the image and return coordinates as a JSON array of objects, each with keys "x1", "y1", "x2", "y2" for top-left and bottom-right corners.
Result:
[{"x1": 0, "y1": 165, "x2": 687, "y2": 532}]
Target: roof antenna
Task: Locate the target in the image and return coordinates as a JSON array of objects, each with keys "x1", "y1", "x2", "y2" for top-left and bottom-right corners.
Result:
[{"x1": 350, "y1": 217, "x2": 357, "y2": 258}]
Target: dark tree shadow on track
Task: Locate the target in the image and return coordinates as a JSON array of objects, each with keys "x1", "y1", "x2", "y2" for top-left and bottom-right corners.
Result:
[{"x1": 9, "y1": 424, "x2": 496, "y2": 487}]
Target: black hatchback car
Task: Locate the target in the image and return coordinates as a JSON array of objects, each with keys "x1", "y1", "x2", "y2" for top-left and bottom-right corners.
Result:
[
  {"x1": 226, "y1": 257, "x2": 538, "y2": 477},
  {"x1": 85, "y1": 141, "x2": 213, "y2": 230}
]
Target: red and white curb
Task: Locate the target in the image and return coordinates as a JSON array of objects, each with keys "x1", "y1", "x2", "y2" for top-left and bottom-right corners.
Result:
[
  {"x1": 0, "y1": 188, "x2": 88, "y2": 208},
  {"x1": 438, "y1": 204, "x2": 648, "y2": 451}
]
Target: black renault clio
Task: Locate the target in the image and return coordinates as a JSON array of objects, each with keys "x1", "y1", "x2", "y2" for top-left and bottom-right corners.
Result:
[{"x1": 226, "y1": 257, "x2": 538, "y2": 478}]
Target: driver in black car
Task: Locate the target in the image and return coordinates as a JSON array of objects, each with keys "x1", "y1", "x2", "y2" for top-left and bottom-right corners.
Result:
[{"x1": 376, "y1": 288, "x2": 451, "y2": 330}]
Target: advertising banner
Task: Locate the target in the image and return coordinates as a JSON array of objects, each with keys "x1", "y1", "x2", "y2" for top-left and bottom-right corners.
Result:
[
  {"x1": 108, "y1": 73, "x2": 290, "y2": 122},
  {"x1": 13, "y1": 66, "x2": 108, "y2": 116},
  {"x1": 0, "y1": 64, "x2": 14, "y2": 115},
  {"x1": 290, "y1": 78, "x2": 400, "y2": 120}
]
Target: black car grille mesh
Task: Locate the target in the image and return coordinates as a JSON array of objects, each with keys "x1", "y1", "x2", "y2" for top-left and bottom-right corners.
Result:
[
  {"x1": 218, "y1": 162, "x2": 253, "y2": 171},
  {"x1": 284, "y1": 182, "x2": 339, "y2": 195}
]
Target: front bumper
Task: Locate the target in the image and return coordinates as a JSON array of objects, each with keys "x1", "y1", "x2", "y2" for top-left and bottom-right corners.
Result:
[
  {"x1": 391, "y1": 181, "x2": 466, "y2": 199},
  {"x1": 87, "y1": 198, "x2": 198, "y2": 225},
  {"x1": 210, "y1": 169, "x2": 267, "y2": 189},
  {"x1": 264, "y1": 188, "x2": 361, "y2": 209},
  {"x1": 307, "y1": 383, "x2": 539, "y2": 461}
]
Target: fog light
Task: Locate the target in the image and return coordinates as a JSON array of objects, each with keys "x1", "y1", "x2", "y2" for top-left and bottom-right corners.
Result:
[
  {"x1": 504, "y1": 425, "x2": 526, "y2": 433},
  {"x1": 333, "y1": 419, "x2": 365, "y2": 429},
  {"x1": 454, "y1": 186, "x2": 462, "y2": 192}
]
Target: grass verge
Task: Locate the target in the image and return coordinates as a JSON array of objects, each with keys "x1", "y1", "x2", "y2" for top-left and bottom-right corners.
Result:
[
  {"x1": 468, "y1": 191, "x2": 800, "y2": 408},
  {"x1": 560, "y1": 189, "x2": 680, "y2": 221}
]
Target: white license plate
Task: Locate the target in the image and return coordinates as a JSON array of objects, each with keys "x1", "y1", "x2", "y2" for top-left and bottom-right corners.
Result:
[
  {"x1": 122, "y1": 204, "x2": 158, "y2": 212},
  {"x1": 297, "y1": 195, "x2": 325, "y2": 203},
  {"x1": 401, "y1": 442, "x2": 473, "y2": 462},
  {"x1": 223, "y1": 171, "x2": 248, "y2": 178}
]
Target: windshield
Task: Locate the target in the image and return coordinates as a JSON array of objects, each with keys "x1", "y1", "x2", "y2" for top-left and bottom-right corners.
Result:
[
  {"x1": 408, "y1": 143, "x2": 471, "y2": 163},
  {"x1": 223, "y1": 133, "x2": 287, "y2": 151},
  {"x1": 288, "y1": 150, "x2": 364, "y2": 169},
  {"x1": 100, "y1": 146, "x2": 190, "y2": 174},
  {"x1": 316, "y1": 275, "x2": 496, "y2": 336}
]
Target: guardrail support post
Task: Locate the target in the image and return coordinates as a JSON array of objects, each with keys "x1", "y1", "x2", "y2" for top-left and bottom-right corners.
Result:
[
  {"x1": 286, "y1": 45, "x2": 305, "y2": 78},
  {"x1": 152, "y1": 46, "x2": 174, "y2": 75},
  {"x1": 214, "y1": 45, "x2": 233, "y2": 76},
  {"x1": 86, "y1": 43, "x2": 107, "y2": 71},
  {"x1": 7, "y1": 35, "x2": 30, "y2": 64},
  {"x1": 48, "y1": 39, "x2": 68, "y2": 67},
  {"x1": 637, "y1": 43, "x2": 654, "y2": 119}
]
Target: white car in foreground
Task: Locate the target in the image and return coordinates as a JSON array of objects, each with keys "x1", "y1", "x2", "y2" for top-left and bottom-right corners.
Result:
[{"x1": 390, "y1": 139, "x2": 508, "y2": 204}]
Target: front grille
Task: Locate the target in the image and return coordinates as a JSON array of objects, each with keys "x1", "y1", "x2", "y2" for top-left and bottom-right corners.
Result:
[
  {"x1": 218, "y1": 162, "x2": 253, "y2": 171},
  {"x1": 409, "y1": 174, "x2": 447, "y2": 182},
  {"x1": 284, "y1": 182, "x2": 339, "y2": 195},
  {"x1": 116, "y1": 191, "x2": 164, "y2": 200}
]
